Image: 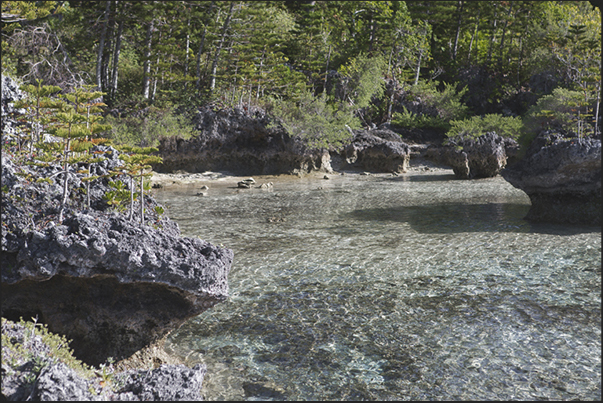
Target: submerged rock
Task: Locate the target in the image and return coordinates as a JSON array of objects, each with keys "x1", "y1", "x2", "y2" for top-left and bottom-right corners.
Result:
[
  {"x1": 158, "y1": 106, "x2": 332, "y2": 176},
  {"x1": 501, "y1": 131, "x2": 601, "y2": 225}
]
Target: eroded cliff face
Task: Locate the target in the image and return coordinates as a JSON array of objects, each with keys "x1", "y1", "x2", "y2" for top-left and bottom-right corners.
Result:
[
  {"x1": 1, "y1": 148, "x2": 232, "y2": 366},
  {"x1": 501, "y1": 131, "x2": 601, "y2": 225},
  {"x1": 158, "y1": 106, "x2": 414, "y2": 176},
  {"x1": 424, "y1": 132, "x2": 519, "y2": 179},
  {"x1": 158, "y1": 106, "x2": 333, "y2": 176}
]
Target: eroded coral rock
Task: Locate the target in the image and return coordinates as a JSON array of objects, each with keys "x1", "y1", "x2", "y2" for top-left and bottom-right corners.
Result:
[
  {"x1": 435, "y1": 132, "x2": 516, "y2": 179},
  {"x1": 1, "y1": 150, "x2": 232, "y2": 366},
  {"x1": 501, "y1": 131, "x2": 601, "y2": 225},
  {"x1": 1, "y1": 319, "x2": 207, "y2": 401},
  {"x1": 158, "y1": 106, "x2": 332, "y2": 176},
  {"x1": 335, "y1": 129, "x2": 411, "y2": 173}
]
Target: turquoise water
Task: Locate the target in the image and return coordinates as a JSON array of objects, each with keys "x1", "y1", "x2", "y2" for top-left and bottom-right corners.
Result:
[{"x1": 155, "y1": 171, "x2": 601, "y2": 401}]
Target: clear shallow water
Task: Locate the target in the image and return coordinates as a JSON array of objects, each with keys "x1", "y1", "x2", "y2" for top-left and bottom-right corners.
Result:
[{"x1": 155, "y1": 171, "x2": 601, "y2": 401}]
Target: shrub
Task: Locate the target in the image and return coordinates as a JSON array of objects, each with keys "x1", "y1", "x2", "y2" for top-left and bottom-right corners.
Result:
[
  {"x1": 103, "y1": 107, "x2": 195, "y2": 148},
  {"x1": 392, "y1": 107, "x2": 450, "y2": 131},
  {"x1": 268, "y1": 91, "x2": 360, "y2": 150},
  {"x1": 1, "y1": 317, "x2": 93, "y2": 380},
  {"x1": 393, "y1": 80, "x2": 469, "y2": 130},
  {"x1": 446, "y1": 114, "x2": 524, "y2": 141},
  {"x1": 519, "y1": 87, "x2": 595, "y2": 148}
]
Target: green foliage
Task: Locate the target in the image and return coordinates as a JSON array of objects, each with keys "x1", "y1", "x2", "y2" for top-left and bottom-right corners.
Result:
[
  {"x1": 103, "y1": 108, "x2": 194, "y2": 148},
  {"x1": 411, "y1": 80, "x2": 469, "y2": 121},
  {"x1": 2, "y1": 0, "x2": 600, "y2": 134},
  {"x1": 1, "y1": 317, "x2": 93, "y2": 381},
  {"x1": 392, "y1": 107, "x2": 450, "y2": 131},
  {"x1": 520, "y1": 87, "x2": 594, "y2": 147},
  {"x1": 338, "y1": 53, "x2": 387, "y2": 110},
  {"x1": 393, "y1": 80, "x2": 469, "y2": 131},
  {"x1": 446, "y1": 114, "x2": 524, "y2": 141},
  {"x1": 104, "y1": 180, "x2": 132, "y2": 212},
  {"x1": 268, "y1": 91, "x2": 360, "y2": 150}
]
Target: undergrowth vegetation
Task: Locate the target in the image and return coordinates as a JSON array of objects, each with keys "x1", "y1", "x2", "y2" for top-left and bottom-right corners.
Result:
[
  {"x1": 446, "y1": 114, "x2": 524, "y2": 141},
  {"x1": 103, "y1": 107, "x2": 195, "y2": 148}
]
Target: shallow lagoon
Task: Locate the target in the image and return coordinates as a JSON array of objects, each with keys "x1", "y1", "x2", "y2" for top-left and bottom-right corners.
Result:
[{"x1": 155, "y1": 170, "x2": 601, "y2": 401}]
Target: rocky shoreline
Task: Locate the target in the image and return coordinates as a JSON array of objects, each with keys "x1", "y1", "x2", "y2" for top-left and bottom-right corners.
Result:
[
  {"x1": 502, "y1": 131, "x2": 601, "y2": 225},
  {"x1": 2, "y1": 71, "x2": 600, "y2": 400},
  {"x1": 1, "y1": 142, "x2": 232, "y2": 400}
]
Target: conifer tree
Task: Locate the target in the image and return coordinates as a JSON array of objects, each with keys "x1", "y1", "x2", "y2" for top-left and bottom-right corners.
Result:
[
  {"x1": 14, "y1": 79, "x2": 62, "y2": 153},
  {"x1": 117, "y1": 146, "x2": 162, "y2": 224}
]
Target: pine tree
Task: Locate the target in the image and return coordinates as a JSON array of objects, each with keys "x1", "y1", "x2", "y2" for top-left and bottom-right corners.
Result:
[
  {"x1": 117, "y1": 146, "x2": 162, "y2": 224},
  {"x1": 14, "y1": 79, "x2": 62, "y2": 153}
]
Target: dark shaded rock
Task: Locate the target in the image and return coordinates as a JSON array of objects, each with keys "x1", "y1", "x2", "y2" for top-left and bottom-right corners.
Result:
[
  {"x1": 1, "y1": 149, "x2": 232, "y2": 367},
  {"x1": 380, "y1": 122, "x2": 447, "y2": 145},
  {"x1": 427, "y1": 132, "x2": 516, "y2": 179},
  {"x1": 501, "y1": 131, "x2": 601, "y2": 225},
  {"x1": 333, "y1": 129, "x2": 410, "y2": 173},
  {"x1": 157, "y1": 106, "x2": 332, "y2": 176}
]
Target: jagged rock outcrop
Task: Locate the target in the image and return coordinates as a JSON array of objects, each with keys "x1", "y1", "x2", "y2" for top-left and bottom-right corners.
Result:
[
  {"x1": 1, "y1": 74, "x2": 27, "y2": 140},
  {"x1": 332, "y1": 128, "x2": 411, "y2": 173},
  {"x1": 424, "y1": 132, "x2": 518, "y2": 179},
  {"x1": 1, "y1": 318, "x2": 207, "y2": 401},
  {"x1": 1, "y1": 147, "x2": 233, "y2": 366},
  {"x1": 158, "y1": 105, "x2": 332, "y2": 176},
  {"x1": 501, "y1": 131, "x2": 601, "y2": 225}
]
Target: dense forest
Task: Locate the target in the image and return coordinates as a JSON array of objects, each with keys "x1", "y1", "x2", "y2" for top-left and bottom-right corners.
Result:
[{"x1": 2, "y1": 1, "x2": 601, "y2": 150}]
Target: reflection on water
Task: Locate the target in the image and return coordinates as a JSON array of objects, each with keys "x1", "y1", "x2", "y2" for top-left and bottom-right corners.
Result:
[{"x1": 155, "y1": 172, "x2": 601, "y2": 401}]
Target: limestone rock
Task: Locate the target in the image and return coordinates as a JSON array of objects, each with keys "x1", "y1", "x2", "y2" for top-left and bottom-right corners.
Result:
[
  {"x1": 158, "y1": 106, "x2": 332, "y2": 176},
  {"x1": 2, "y1": 318, "x2": 208, "y2": 401},
  {"x1": 334, "y1": 129, "x2": 411, "y2": 173},
  {"x1": 501, "y1": 131, "x2": 601, "y2": 225},
  {"x1": 1, "y1": 149, "x2": 232, "y2": 366},
  {"x1": 430, "y1": 132, "x2": 516, "y2": 179},
  {"x1": 237, "y1": 178, "x2": 256, "y2": 188}
]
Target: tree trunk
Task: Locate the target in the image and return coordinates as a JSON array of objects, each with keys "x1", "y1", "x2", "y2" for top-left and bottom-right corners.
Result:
[
  {"x1": 195, "y1": 25, "x2": 208, "y2": 91},
  {"x1": 323, "y1": 44, "x2": 332, "y2": 97},
  {"x1": 368, "y1": 15, "x2": 376, "y2": 53},
  {"x1": 184, "y1": 15, "x2": 191, "y2": 90},
  {"x1": 142, "y1": 20, "x2": 154, "y2": 99},
  {"x1": 257, "y1": 45, "x2": 267, "y2": 101},
  {"x1": 139, "y1": 172, "x2": 144, "y2": 225},
  {"x1": 96, "y1": 1, "x2": 111, "y2": 92},
  {"x1": 210, "y1": 1, "x2": 234, "y2": 93},
  {"x1": 129, "y1": 175, "x2": 134, "y2": 222},
  {"x1": 467, "y1": 9, "x2": 480, "y2": 63},
  {"x1": 59, "y1": 133, "x2": 71, "y2": 223},
  {"x1": 452, "y1": 1, "x2": 464, "y2": 61},
  {"x1": 497, "y1": 5, "x2": 514, "y2": 70},
  {"x1": 110, "y1": 18, "x2": 123, "y2": 103},
  {"x1": 414, "y1": 51, "x2": 422, "y2": 86},
  {"x1": 487, "y1": 14, "x2": 498, "y2": 66}
]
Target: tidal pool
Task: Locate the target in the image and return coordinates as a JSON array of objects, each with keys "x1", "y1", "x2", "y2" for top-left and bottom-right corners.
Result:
[{"x1": 155, "y1": 170, "x2": 601, "y2": 401}]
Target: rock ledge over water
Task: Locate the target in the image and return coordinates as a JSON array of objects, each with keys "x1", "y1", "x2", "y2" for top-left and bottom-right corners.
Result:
[
  {"x1": 1, "y1": 149, "x2": 233, "y2": 366},
  {"x1": 501, "y1": 131, "x2": 601, "y2": 225}
]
